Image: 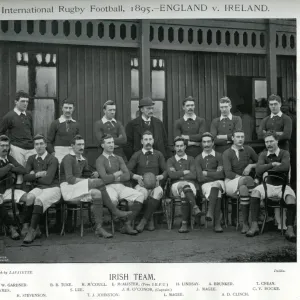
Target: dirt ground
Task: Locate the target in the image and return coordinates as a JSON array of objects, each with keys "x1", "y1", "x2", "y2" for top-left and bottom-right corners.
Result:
[{"x1": 1, "y1": 223, "x2": 296, "y2": 263}]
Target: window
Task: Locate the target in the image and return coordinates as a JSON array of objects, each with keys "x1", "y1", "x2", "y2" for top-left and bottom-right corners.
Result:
[
  {"x1": 16, "y1": 51, "x2": 57, "y2": 137},
  {"x1": 130, "y1": 57, "x2": 166, "y2": 122}
]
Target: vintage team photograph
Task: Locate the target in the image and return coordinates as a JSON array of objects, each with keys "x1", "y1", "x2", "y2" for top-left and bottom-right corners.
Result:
[{"x1": 0, "y1": 18, "x2": 296, "y2": 263}]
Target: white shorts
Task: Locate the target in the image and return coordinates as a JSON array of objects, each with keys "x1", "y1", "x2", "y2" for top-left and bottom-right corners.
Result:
[
  {"x1": 135, "y1": 185, "x2": 163, "y2": 200},
  {"x1": 54, "y1": 146, "x2": 72, "y2": 164},
  {"x1": 225, "y1": 176, "x2": 241, "y2": 198},
  {"x1": 29, "y1": 187, "x2": 61, "y2": 212},
  {"x1": 106, "y1": 183, "x2": 144, "y2": 205},
  {"x1": 171, "y1": 181, "x2": 196, "y2": 197},
  {"x1": 60, "y1": 179, "x2": 91, "y2": 202},
  {"x1": 10, "y1": 145, "x2": 36, "y2": 184},
  {"x1": 253, "y1": 184, "x2": 296, "y2": 201},
  {"x1": 0, "y1": 189, "x2": 26, "y2": 203},
  {"x1": 201, "y1": 180, "x2": 225, "y2": 199},
  {"x1": 10, "y1": 144, "x2": 36, "y2": 167}
]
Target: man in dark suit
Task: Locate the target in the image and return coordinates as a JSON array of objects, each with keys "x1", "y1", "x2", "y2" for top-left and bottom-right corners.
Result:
[{"x1": 124, "y1": 97, "x2": 170, "y2": 160}]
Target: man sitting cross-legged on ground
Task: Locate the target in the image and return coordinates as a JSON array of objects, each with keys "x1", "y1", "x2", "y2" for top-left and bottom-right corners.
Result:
[
  {"x1": 127, "y1": 131, "x2": 167, "y2": 233},
  {"x1": 0, "y1": 135, "x2": 34, "y2": 240},
  {"x1": 167, "y1": 136, "x2": 202, "y2": 233},
  {"x1": 96, "y1": 134, "x2": 144, "y2": 236},
  {"x1": 223, "y1": 130, "x2": 258, "y2": 234},
  {"x1": 195, "y1": 132, "x2": 225, "y2": 233},
  {"x1": 21, "y1": 134, "x2": 61, "y2": 244},
  {"x1": 60, "y1": 135, "x2": 132, "y2": 238},
  {"x1": 246, "y1": 131, "x2": 296, "y2": 242}
]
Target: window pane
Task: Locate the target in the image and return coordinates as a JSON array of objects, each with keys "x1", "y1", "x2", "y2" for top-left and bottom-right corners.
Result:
[
  {"x1": 16, "y1": 65, "x2": 29, "y2": 93},
  {"x1": 131, "y1": 100, "x2": 163, "y2": 121},
  {"x1": 33, "y1": 99, "x2": 55, "y2": 136},
  {"x1": 35, "y1": 66, "x2": 56, "y2": 97},
  {"x1": 131, "y1": 68, "x2": 139, "y2": 98},
  {"x1": 151, "y1": 70, "x2": 165, "y2": 99},
  {"x1": 254, "y1": 80, "x2": 267, "y2": 101}
]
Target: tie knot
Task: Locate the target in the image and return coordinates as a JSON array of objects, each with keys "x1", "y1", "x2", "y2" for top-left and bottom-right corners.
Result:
[
  {"x1": 145, "y1": 151, "x2": 152, "y2": 156},
  {"x1": 187, "y1": 118, "x2": 193, "y2": 121}
]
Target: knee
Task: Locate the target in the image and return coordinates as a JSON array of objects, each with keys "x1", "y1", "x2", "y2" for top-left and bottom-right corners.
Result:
[
  {"x1": 211, "y1": 182, "x2": 221, "y2": 189},
  {"x1": 34, "y1": 198, "x2": 43, "y2": 206},
  {"x1": 239, "y1": 185, "x2": 249, "y2": 195},
  {"x1": 136, "y1": 194, "x2": 144, "y2": 203},
  {"x1": 285, "y1": 195, "x2": 296, "y2": 205},
  {"x1": 25, "y1": 193, "x2": 35, "y2": 205},
  {"x1": 90, "y1": 189, "x2": 101, "y2": 199},
  {"x1": 152, "y1": 186, "x2": 163, "y2": 200},
  {"x1": 251, "y1": 190, "x2": 261, "y2": 199}
]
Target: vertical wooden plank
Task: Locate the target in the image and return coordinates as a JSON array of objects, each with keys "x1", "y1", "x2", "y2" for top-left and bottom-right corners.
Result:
[
  {"x1": 211, "y1": 53, "x2": 218, "y2": 123},
  {"x1": 166, "y1": 52, "x2": 174, "y2": 144},
  {"x1": 122, "y1": 49, "x2": 132, "y2": 126},
  {"x1": 198, "y1": 52, "x2": 206, "y2": 119},
  {"x1": 266, "y1": 21, "x2": 277, "y2": 95},
  {"x1": 8, "y1": 44, "x2": 16, "y2": 110},
  {"x1": 99, "y1": 48, "x2": 108, "y2": 110},
  {"x1": 0, "y1": 43, "x2": 10, "y2": 117},
  {"x1": 115, "y1": 48, "x2": 124, "y2": 121},
  {"x1": 107, "y1": 49, "x2": 116, "y2": 101},
  {"x1": 58, "y1": 46, "x2": 68, "y2": 109},
  {"x1": 204, "y1": 53, "x2": 212, "y2": 122}
]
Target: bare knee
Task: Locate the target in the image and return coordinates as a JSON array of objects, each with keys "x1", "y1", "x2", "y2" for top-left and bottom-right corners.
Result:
[
  {"x1": 251, "y1": 190, "x2": 261, "y2": 199},
  {"x1": 34, "y1": 198, "x2": 43, "y2": 206},
  {"x1": 136, "y1": 194, "x2": 144, "y2": 203},
  {"x1": 90, "y1": 189, "x2": 101, "y2": 199},
  {"x1": 285, "y1": 195, "x2": 296, "y2": 205},
  {"x1": 22, "y1": 193, "x2": 35, "y2": 206}
]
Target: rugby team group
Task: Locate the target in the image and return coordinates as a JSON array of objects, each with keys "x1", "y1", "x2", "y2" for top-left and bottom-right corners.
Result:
[{"x1": 0, "y1": 92, "x2": 296, "y2": 245}]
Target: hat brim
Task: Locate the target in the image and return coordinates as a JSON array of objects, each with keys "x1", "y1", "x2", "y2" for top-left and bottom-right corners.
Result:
[{"x1": 138, "y1": 102, "x2": 155, "y2": 108}]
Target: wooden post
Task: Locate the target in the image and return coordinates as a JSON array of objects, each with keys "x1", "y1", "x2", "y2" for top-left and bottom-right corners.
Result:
[
  {"x1": 139, "y1": 20, "x2": 151, "y2": 99},
  {"x1": 266, "y1": 20, "x2": 277, "y2": 96}
]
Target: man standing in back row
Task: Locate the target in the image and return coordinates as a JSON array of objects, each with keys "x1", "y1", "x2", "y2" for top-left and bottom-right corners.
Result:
[
  {"x1": 174, "y1": 96, "x2": 206, "y2": 158},
  {"x1": 94, "y1": 100, "x2": 127, "y2": 162},
  {"x1": 124, "y1": 97, "x2": 170, "y2": 160},
  {"x1": 210, "y1": 97, "x2": 243, "y2": 153},
  {"x1": 0, "y1": 91, "x2": 36, "y2": 181},
  {"x1": 47, "y1": 98, "x2": 80, "y2": 164}
]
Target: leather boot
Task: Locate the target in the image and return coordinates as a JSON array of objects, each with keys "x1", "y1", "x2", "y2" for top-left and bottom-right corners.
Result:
[
  {"x1": 9, "y1": 226, "x2": 20, "y2": 240},
  {"x1": 206, "y1": 187, "x2": 218, "y2": 221},
  {"x1": 121, "y1": 202, "x2": 143, "y2": 235},
  {"x1": 23, "y1": 227, "x2": 37, "y2": 244},
  {"x1": 178, "y1": 200, "x2": 190, "y2": 233},
  {"x1": 231, "y1": 202, "x2": 237, "y2": 226},
  {"x1": 100, "y1": 189, "x2": 132, "y2": 219},
  {"x1": 21, "y1": 223, "x2": 29, "y2": 237},
  {"x1": 183, "y1": 186, "x2": 202, "y2": 217},
  {"x1": 214, "y1": 198, "x2": 223, "y2": 233},
  {"x1": 136, "y1": 197, "x2": 160, "y2": 233},
  {"x1": 146, "y1": 216, "x2": 155, "y2": 231},
  {"x1": 91, "y1": 201, "x2": 113, "y2": 238},
  {"x1": 246, "y1": 197, "x2": 260, "y2": 237}
]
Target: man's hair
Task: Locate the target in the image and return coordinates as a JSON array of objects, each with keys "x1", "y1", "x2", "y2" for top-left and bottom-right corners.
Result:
[
  {"x1": 174, "y1": 136, "x2": 185, "y2": 145},
  {"x1": 219, "y1": 96, "x2": 231, "y2": 105},
  {"x1": 71, "y1": 134, "x2": 84, "y2": 145},
  {"x1": 16, "y1": 90, "x2": 29, "y2": 101},
  {"x1": 142, "y1": 130, "x2": 153, "y2": 139},
  {"x1": 182, "y1": 96, "x2": 195, "y2": 106},
  {"x1": 33, "y1": 134, "x2": 47, "y2": 143},
  {"x1": 264, "y1": 130, "x2": 279, "y2": 141},
  {"x1": 103, "y1": 100, "x2": 115, "y2": 109},
  {"x1": 232, "y1": 129, "x2": 245, "y2": 137},
  {"x1": 0, "y1": 135, "x2": 10, "y2": 143},
  {"x1": 268, "y1": 94, "x2": 282, "y2": 104},
  {"x1": 100, "y1": 133, "x2": 114, "y2": 145},
  {"x1": 62, "y1": 98, "x2": 75, "y2": 107},
  {"x1": 201, "y1": 132, "x2": 214, "y2": 142}
]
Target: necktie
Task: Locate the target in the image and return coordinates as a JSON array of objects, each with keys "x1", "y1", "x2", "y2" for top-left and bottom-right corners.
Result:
[
  {"x1": 145, "y1": 120, "x2": 150, "y2": 126},
  {"x1": 145, "y1": 151, "x2": 152, "y2": 156},
  {"x1": 187, "y1": 118, "x2": 193, "y2": 121},
  {"x1": 268, "y1": 154, "x2": 277, "y2": 159}
]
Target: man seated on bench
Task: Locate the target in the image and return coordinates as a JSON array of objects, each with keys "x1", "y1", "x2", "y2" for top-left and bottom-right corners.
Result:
[
  {"x1": 21, "y1": 134, "x2": 61, "y2": 244},
  {"x1": 247, "y1": 131, "x2": 296, "y2": 242},
  {"x1": 60, "y1": 134, "x2": 131, "y2": 238},
  {"x1": 127, "y1": 131, "x2": 167, "y2": 233},
  {"x1": 195, "y1": 132, "x2": 225, "y2": 233},
  {"x1": 167, "y1": 136, "x2": 201, "y2": 233},
  {"x1": 0, "y1": 135, "x2": 33, "y2": 240},
  {"x1": 96, "y1": 134, "x2": 144, "y2": 236}
]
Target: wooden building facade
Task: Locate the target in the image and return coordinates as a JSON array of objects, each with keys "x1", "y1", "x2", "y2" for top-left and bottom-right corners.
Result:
[{"x1": 0, "y1": 19, "x2": 296, "y2": 161}]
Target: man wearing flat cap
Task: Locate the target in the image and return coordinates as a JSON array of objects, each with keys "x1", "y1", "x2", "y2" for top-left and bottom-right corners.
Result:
[{"x1": 124, "y1": 97, "x2": 170, "y2": 161}]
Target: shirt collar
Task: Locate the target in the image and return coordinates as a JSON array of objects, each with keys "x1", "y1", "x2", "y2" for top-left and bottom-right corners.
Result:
[
  {"x1": 202, "y1": 149, "x2": 216, "y2": 158},
  {"x1": 141, "y1": 115, "x2": 151, "y2": 122},
  {"x1": 175, "y1": 154, "x2": 188, "y2": 161},
  {"x1": 102, "y1": 116, "x2": 117, "y2": 124},
  {"x1": 183, "y1": 114, "x2": 196, "y2": 121},
  {"x1": 220, "y1": 113, "x2": 233, "y2": 120},
  {"x1": 267, "y1": 147, "x2": 280, "y2": 157},
  {"x1": 270, "y1": 111, "x2": 283, "y2": 118},
  {"x1": 102, "y1": 152, "x2": 115, "y2": 159},
  {"x1": 14, "y1": 107, "x2": 26, "y2": 116},
  {"x1": 58, "y1": 115, "x2": 76, "y2": 123},
  {"x1": 70, "y1": 150, "x2": 85, "y2": 161},
  {"x1": 35, "y1": 151, "x2": 48, "y2": 160},
  {"x1": 0, "y1": 156, "x2": 8, "y2": 162},
  {"x1": 142, "y1": 148, "x2": 154, "y2": 155},
  {"x1": 231, "y1": 145, "x2": 244, "y2": 159}
]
